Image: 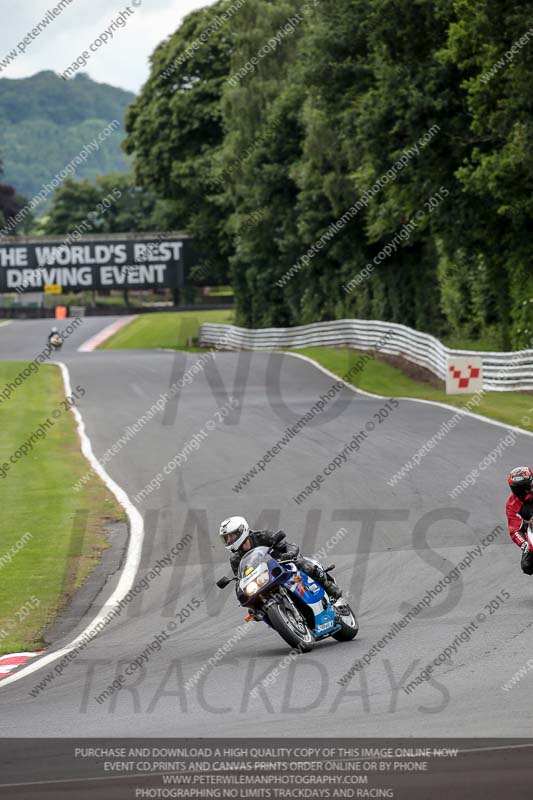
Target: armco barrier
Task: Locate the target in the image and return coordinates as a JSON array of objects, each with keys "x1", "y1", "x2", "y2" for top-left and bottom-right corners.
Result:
[{"x1": 199, "y1": 319, "x2": 533, "y2": 392}]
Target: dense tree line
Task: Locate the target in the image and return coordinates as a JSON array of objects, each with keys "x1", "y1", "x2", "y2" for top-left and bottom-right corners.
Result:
[{"x1": 124, "y1": 0, "x2": 533, "y2": 346}]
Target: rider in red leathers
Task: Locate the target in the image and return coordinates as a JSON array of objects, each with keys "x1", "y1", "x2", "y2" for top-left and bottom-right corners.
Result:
[{"x1": 506, "y1": 467, "x2": 533, "y2": 575}]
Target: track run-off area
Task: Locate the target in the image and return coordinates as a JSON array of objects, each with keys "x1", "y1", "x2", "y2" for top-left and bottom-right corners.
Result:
[{"x1": 0, "y1": 316, "x2": 532, "y2": 740}]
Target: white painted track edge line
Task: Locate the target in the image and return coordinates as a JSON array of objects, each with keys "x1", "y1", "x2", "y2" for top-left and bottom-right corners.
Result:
[
  {"x1": 280, "y1": 351, "x2": 533, "y2": 439},
  {"x1": 2, "y1": 349, "x2": 529, "y2": 687},
  {"x1": 0, "y1": 361, "x2": 145, "y2": 689}
]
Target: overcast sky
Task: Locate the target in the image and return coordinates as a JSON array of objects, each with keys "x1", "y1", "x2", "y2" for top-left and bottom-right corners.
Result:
[{"x1": 0, "y1": 0, "x2": 217, "y2": 94}]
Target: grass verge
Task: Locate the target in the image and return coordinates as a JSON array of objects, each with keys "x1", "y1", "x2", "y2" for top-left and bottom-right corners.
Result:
[
  {"x1": 99, "y1": 309, "x2": 234, "y2": 351},
  {"x1": 0, "y1": 363, "x2": 124, "y2": 655},
  {"x1": 294, "y1": 347, "x2": 533, "y2": 433}
]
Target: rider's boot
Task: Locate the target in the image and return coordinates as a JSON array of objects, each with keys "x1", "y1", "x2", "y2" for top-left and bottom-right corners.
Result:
[{"x1": 323, "y1": 577, "x2": 342, "y2": 601}]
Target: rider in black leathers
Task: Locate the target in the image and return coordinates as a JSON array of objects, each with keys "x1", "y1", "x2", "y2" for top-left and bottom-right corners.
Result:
[
  {"x1": 48, "y1": 327, "x2": 62, "y2": 348},
  {"x1": 220, "y1": 516, "x2": 342, "y2": 601}
]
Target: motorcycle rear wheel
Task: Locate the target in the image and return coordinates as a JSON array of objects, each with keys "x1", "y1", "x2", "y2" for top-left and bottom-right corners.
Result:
[{"x1": 267, "y1": 601, "x2": 314, "y2": 652}]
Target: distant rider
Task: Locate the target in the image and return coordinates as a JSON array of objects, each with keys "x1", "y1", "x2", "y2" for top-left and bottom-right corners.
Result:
[
  {"x1": 219, "y1": 516, "x2": 343, "y2": 601},
  {"x1": 506, "y1": 467, "x2": 533, "y2": 575},
  {"x1": 48, "y1": 326, "x2": 62, "y2": 348}
]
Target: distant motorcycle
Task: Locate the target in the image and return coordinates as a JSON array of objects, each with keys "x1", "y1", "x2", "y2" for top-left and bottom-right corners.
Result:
[
  {"x1": 49, "y1": 333, "x2": 62, "y2": 351},
  {"x1": 216, "y1": 533, "x2": 358, "y2": 652}
]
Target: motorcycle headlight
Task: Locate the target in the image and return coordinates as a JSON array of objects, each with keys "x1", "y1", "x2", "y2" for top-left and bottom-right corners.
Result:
[
  {"x1": 256, "y1": 572, "x2": 269, "y2": 588},
  {"x1": 245, "y1": 581, "x2": 258, "y2": 596}
]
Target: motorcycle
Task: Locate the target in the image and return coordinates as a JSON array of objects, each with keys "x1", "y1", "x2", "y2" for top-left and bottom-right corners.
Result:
[
  {"x1": 216, "y1": 533, "x2": 358, "y2": 652},
  {"x1": 49, "y1": 333, "x2": 62, "y2": 351}
]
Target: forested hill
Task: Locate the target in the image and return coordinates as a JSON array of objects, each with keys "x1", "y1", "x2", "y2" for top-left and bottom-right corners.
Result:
[{"x1": 0, "y1": 71, "x2": 133, "y2": 204}]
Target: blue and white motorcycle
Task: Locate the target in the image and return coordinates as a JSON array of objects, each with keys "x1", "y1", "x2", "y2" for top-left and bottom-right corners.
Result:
[{"x1": 216, "y1": 534, "x2": 358, "y2": 652}]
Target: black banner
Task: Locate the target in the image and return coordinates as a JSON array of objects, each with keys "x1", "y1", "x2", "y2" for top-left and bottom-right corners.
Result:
[
  {"x1": 0, "y1": 234, "x2": 197, "y2": 293},
  {"x1": 0, "y1": 739, "x2": 532, "y2": 799}
]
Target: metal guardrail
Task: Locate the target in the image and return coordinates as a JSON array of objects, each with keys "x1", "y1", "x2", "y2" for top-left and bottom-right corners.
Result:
[{"x1": 199, "y1": 319, "x2": 533, "y2": 392}]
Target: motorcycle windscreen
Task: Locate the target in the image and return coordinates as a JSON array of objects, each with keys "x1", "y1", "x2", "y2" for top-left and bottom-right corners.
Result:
[{"x1": 237, "y1": 546, "x2": 271, "y2": 579}]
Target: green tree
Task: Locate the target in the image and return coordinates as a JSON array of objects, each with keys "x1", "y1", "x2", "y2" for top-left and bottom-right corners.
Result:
[
  {"x1": 339, "y1": 0, "x2": 459, "y2": 335},
  {"x1": 283, "y1": 0, "x2": 373, "y2": 326},
  {"x1": 123, "y1": 0, "x2": 236, "y2": 285},
  {"x1": 445, "y1": 0, "x2": 533, "y2": 346},
  {"x1": 218, "y1": 0, "x2": 311, "y2": 326},
  {"x1": 122, "y1": 0, "x2": 532, "y2": 346}
]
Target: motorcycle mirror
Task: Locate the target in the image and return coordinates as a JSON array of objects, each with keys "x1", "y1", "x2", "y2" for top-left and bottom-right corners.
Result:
[{"x1": 216, "y1": 576, "x2": 232, "y2": 589}]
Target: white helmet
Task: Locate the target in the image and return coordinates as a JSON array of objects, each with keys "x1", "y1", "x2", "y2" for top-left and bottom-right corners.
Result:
[{"x1": 219, "y1": 516, "x2": 250, "y2": 552}]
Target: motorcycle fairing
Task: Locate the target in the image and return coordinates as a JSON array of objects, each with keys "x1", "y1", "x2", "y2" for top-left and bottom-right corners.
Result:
[
  {"x1": 286, "y1": 569, "x2": 339, "y2": 639},
  {"x1": 236, "y1": 548, "x2": 341, "y2": 640}
]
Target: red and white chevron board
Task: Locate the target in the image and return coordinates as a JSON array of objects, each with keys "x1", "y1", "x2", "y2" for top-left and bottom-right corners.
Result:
[{"x1": 0, "y1": 651, "x2": 45, "y2": 679}]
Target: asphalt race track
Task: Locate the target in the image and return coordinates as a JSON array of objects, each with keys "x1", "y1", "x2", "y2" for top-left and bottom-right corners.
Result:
[{"x1": 1, "y1": 316, "x2": 532, "y2": 743}]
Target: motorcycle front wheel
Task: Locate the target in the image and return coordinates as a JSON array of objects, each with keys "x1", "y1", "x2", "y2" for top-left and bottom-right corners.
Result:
[
  {"x1": 332, "y1": 602, "x2": 359, "y2": 641},
  {"x1": 266, "y1": 599, "x2": 314, "y2": 652}
]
